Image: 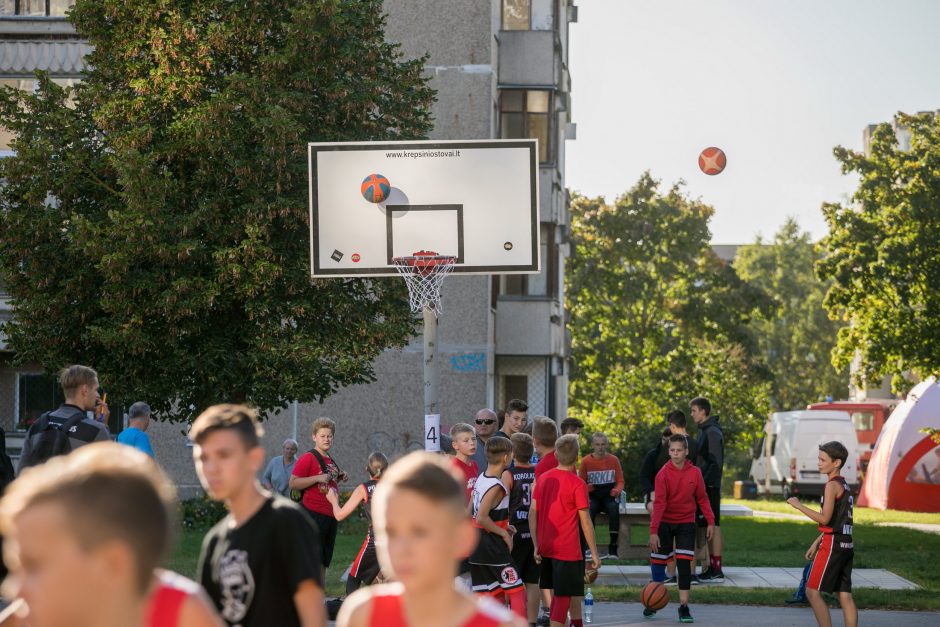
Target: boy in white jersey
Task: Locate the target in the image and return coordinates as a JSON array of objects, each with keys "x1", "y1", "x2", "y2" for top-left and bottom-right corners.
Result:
[
  {"x1": 471, "y1": 436, "x2": 527, "y2": 619},
  {"x1": 787, "y1": 441, "x2": 857, "y2": 627}
]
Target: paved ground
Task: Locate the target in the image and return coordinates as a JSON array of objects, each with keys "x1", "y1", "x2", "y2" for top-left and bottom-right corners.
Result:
[
  {"x1": 594, "y1": 565, "x2": 918, "y2": 590},
  {"x1": 584, "y1": 603, "x2": 940, "y2": 626}
]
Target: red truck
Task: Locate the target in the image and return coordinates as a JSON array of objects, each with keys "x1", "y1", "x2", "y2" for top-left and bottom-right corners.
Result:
[{"x1": 807, "y1": 399, "x2": 899, "y2": 474}]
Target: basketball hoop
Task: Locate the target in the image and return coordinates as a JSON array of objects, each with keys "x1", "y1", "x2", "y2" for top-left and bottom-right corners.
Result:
[{"x1": 392, "y1": 251, "x2": 456, "y2": 317}]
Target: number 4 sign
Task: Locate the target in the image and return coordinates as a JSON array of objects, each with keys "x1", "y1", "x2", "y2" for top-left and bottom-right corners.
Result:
[{"x1": 424, "y1": 414, "x2": 441, "y2": 452}]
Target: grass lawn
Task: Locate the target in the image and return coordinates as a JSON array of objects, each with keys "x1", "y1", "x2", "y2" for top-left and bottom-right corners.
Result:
[{"x1": 171, "y1": 503, "x2": 940, "y2": 611}]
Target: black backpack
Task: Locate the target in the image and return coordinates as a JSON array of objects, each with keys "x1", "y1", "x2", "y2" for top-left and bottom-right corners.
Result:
[
  {"x1": 18, "y1": 407, "x2": 87, "y2": 472},
  {"x1": 290, "y1": 449, "x2": 343, "y2": 502}
]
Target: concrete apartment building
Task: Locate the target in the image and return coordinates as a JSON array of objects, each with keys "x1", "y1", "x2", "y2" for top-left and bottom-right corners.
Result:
[{"x1": 0, "y1": 1, "x2": 577, "y2": 491}]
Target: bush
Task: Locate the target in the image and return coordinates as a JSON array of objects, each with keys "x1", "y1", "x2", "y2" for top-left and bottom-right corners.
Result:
[{"x1": 180, "y1": 495, "x2": 228, "y2": 529}]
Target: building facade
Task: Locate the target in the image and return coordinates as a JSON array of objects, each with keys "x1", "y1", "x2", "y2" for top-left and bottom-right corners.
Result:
[{"x1": 0, "y1": 0, "x2": 576, "y2": 491}]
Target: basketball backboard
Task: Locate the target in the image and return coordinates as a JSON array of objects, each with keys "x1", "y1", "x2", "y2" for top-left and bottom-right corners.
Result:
[{"x1": 308, "y1": 139, "x2": 540, "y2": 277}]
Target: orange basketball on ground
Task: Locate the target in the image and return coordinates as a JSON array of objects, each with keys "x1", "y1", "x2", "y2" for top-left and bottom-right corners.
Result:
[
  {"x1": 698, "y1": 146, "x2": 727, "y2": 175},
  {"x1": 640, "y1": 581, "x2": 669, "y2": 610}
]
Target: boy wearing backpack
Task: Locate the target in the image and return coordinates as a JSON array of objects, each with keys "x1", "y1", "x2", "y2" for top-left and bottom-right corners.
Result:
[
  {"x1": 18, "y1": 365, "x2": 111, "y2": 474},
  {"x1": 290, "y1": 417, "x2": 349, "y2": 580}
]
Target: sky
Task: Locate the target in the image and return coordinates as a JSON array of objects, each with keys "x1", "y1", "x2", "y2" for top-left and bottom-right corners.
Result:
[{"x1": 566, "y1": 0, "x2": 940, "y2": 243}]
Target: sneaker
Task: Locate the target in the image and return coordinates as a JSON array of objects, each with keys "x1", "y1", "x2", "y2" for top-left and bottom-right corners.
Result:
[
  {"x1": 643, "y1": 607, "x2": 657, "y2": 618},
  {"x1": 785, "y1": 596, "x2": 808, "y2": 605},
  {"x1": 596, "y1": 552, "x2": 612, "y2": 560},
  {"x1": 698, "y1": 567, "x2": 725, "y2": 583},
  {"x1": 663, "y1": 575, "x2": 678, "y2": 586},
  {"x1": 536, "y1": 610, "x2": 551, "y2": 626},
  {"x1": 678, "y1": 604, "x2": 694, "y2": 623},
  {"x1": 691, "y1": 574, "x2": 701, "y2": 585}
]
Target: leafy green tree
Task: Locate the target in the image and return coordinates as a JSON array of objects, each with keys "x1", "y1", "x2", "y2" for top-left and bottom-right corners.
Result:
[
  {"x1": 818, "y1": 112, "x2": 940, "y2": 394},
  {"x1": 735, "y1": 218, "x2": 848, "y2": 409},
  {"x1": 567, "y1": 174, "x2": 772, "y2": 494},
  {"x1": 0, "y1": 0, "x2": 435, "y2": 420}
]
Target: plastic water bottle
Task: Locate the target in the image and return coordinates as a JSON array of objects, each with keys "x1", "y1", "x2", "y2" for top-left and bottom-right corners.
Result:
[{"x1": 584, "y1": 587, "x2": 594, "y2": 623}]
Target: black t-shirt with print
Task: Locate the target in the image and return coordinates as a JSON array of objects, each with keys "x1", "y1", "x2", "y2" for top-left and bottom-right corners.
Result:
[{"x1": 198, "y1": 496, "x2": 323, "y2": 627}]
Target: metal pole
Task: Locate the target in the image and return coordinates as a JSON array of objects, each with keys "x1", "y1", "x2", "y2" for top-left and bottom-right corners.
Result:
[
  {"x1": 423, "y1": 306, "x2": 441, "y2": 451},
  {"x1": 292, "y1": 400, "x2": 299, "y2": 442}
]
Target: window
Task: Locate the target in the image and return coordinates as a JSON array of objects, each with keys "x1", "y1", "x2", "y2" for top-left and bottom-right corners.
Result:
[
  {"x1": 502, "y1": 375, "x2": 528, "y2": 408},
  {"x1": 0, "y1": 78, "x2": 80, "y2": 151},
  {"x1": 503, "y1": 274, "x2": 528, "y2": 296},
  {"x1": 502, "y1": 0, "x2": 553, "y2": 31},
  {"x1": 500, "y1": 89, "x2": 552, "y2": 163},
  {"x1": 0, "y1": 1, "x2": 73, "y2": 16},
  {"x1": 852, "y1": 412, "x2": 875, "y2": 431},
  {"x1": 16, "y1": 373, "x2": 64, "y2": 431}
]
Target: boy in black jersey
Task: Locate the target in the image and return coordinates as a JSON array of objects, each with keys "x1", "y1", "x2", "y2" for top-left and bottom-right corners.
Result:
[
  {"x1": 787, "y1": 441, "x2": 858, "y2": 627},
  {"x1": 192, "y1": 404, "x2": 326, "y2": 627},
  {"x1": 509, "y1": 433, "x2": 540, "y2": 626},
  {"x1": 471, "y1": 436, "x2": 527, "y2": 619}
]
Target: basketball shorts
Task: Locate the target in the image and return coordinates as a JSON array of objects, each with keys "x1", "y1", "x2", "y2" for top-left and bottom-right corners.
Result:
[
  {"x1": 706, "y1": 487, "x2": 721, "y2": 526},
  {"x1": 539, "y1": 557, "x2": 585, "y2": 597},
  {"x1": 651, "y1": 522, "x2": 696, "y2": 564},
  {"x1": 349, "y1": 537, "x2": 381, "y2": 584},
  {"x1": 510, "y1": 536, "x2": 540, "y2": 585},
  {"x1": 807, "y1": 536, "x2": 853, "y2": 594},
  {"x1": 305, "y1": 509, "x2": 338, "y2": 567},
  {"x1": 470, "y1": 563, "x2": 524, "y2": 595}
]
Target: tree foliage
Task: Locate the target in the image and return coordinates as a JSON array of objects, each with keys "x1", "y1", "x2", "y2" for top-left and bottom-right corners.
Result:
[
  {"x1": 818, "y1": 112, "x2": 940, "y2": 394},
  {"x1": 567, "y1": 174, "x2": 772, "y2": 494},
  {"x1": 0, "y1": 0, "x2": 435, "y2": 420},
  {"x1": 735, "y1": 218, "x2": 848, "y2": 409}
]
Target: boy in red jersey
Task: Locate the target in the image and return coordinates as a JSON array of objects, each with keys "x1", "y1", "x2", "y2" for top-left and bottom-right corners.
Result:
[
  {"x1": 787, "y1": 441, "x2": 857, "y2": 627},
  {"x1": 532, "y1": 417, "x2": 559, "y2": 479},
  {"x1": 451, "y1": 422, "x2": 480, "y2": 506},
  {"x1": 579, "y1": 431, "x2": 624, "y2": 559},
  {"x1": 337, "y1": 452, "x2": 524, "y2": 627},
  {"x1": 530, "y1": 435, "x2": 601, "y2": 627},
  {"x1": 470, "y1": 437, "x2": 526, "y2": 618},
  {"x1": 648, "y1": 435, "x2": 714, "y2": 623}
]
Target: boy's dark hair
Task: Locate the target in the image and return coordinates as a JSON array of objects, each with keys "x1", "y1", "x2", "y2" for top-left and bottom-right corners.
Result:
[
  {"x1": 190, "y1": 404, "x2": 264, "y2": 449},
  {"x1": 690, "y1": 397, "x2": 711, "y2": 416},
  {"x1": 485, "y1": 435, "x2": 513, "y2": 464},
  {"x1": 532, "y1": 416, "x2": 558, "y2": 448},
  {"x1": 506, "y1": 399, "x2": 528, "y2": 414},
  {"x1": 668, "y1": 434, "x2": 688, "y2": 448},
  {"x1": 0, "y1": 442, "x2": 175, "y2": 594},
  {"x1": 819, "y1": 441, "x2": 849, "y2": 470},
  {"x1": 560, "y1": 417, "x2": 583, "y2": 434},
  {"x1": 373, "y1": 451, "x2": 465, "y2": 519},
  {"x1": 510, "y1": 432, "x2": 534, "y2": 462},
  {"x1": 496, "y1": 409, "x2": 506, "y2": 430},
  {"x1": 661, "y1": 427, "x2": 673, "y2": 440},
  {"x1": 667, "y1": 410, "x2": 687, "y2": 429}
]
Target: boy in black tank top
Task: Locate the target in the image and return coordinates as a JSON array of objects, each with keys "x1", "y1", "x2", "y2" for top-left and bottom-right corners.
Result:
[
  {"x1": 787, "y1": 441, "x2": 858, "y2": 627},
  {"x1": 508, "y1": 433, "x2": 540, "y2": 626}
]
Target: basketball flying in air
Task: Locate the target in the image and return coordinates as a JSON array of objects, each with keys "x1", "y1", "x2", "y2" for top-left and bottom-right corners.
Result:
[
  {"x1": 361, "y1": 173, "x2": 391, "y2": 203},
  {"x1": 698, "y1": 147, "x2": 727, "y2": 175}
]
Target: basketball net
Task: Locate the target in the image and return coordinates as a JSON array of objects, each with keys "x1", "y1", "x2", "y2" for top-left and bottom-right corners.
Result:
[{"x1": 392, "y1": 251, "x2": 456, "y2": 317}]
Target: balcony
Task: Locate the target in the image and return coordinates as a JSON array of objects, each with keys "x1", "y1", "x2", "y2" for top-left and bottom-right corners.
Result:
[
  {"x1": 497, "y1": 30, "x2": 556, "y2": 87},
  {"x1": 495, "y1": 297, "x2": 564, "y2": 356}
]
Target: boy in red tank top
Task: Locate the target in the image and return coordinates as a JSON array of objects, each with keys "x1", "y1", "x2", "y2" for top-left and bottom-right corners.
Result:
[
  {"x1": 787, "y1": 441, "x2": 858, "y2": 627},
  {"x1": 451, "y1": 422, "x2": 480, "y2": 507},
  {"x1": 337, "y1": 452, "x2": 524, "y2": 627}
]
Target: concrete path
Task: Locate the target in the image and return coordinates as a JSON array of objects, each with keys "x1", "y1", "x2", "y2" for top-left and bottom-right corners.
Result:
[
  {"x1": 595, "y1": 566, "x2": 919, "y2": 590},
  {"x1": 750, "y1": 510, "x2": 806, "y2": 521},
  {"x1": 585, "y1": 603, "x2": 940, "y2": 626},
  {"x1": 875, "y1": 522, "x2": 940, "y2": 535}
]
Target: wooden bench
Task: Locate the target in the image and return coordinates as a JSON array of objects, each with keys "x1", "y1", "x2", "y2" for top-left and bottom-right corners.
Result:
[{"x1": 615, "y1": 503, "x2": 753, "y2": 559}]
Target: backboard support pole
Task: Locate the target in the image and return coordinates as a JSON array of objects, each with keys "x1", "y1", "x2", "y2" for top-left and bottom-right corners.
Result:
[{"x1": 423, "y1": 307, "x2": 441, "y2": 452}]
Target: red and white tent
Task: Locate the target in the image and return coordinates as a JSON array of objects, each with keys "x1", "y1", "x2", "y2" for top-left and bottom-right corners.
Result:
[{"x1": 859, "y1": 378, "x2": 940, "y2": 512}]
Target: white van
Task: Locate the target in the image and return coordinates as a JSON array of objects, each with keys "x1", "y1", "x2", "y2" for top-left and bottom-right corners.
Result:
[{"x1": 750, "y1": 410, "x2": 860, "y2": 499}]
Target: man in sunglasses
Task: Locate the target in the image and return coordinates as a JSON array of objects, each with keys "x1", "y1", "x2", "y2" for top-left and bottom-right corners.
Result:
[{"x1": 469, "y1": 408, "x2": 499, "y2": 471}]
